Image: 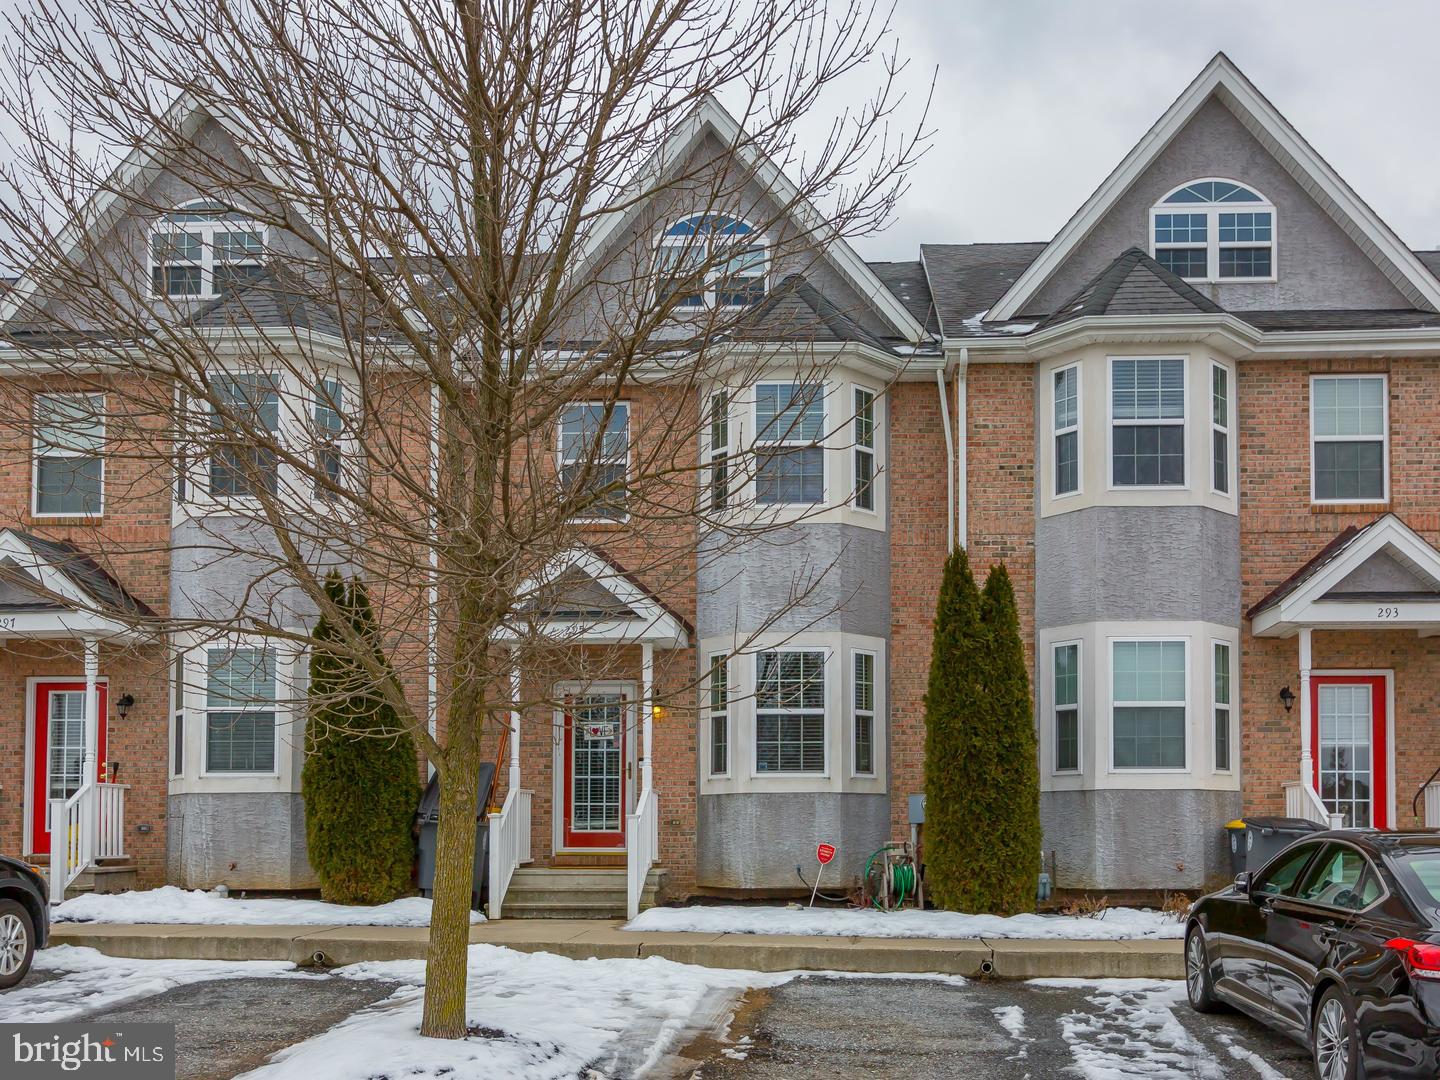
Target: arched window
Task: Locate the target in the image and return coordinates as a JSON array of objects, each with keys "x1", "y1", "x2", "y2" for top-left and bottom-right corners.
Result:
[
  {"x1": 1150, "y1": 180, "x2": 1275, "y2": 283},
  {"x1": 656, "y1": 215, "x2": 766, "y2": 309},
  {"x1": 150, "y1": 200, "x2": 265, "y2": 299}
]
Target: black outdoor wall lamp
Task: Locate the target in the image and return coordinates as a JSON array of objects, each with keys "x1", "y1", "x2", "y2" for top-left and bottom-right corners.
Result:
[
  {"x1": 1279, "y1": 686, "x2": 1296, "y2": 713},
  {"x1": 115, "y1": 693, "x2": 135, "y2": 720}
]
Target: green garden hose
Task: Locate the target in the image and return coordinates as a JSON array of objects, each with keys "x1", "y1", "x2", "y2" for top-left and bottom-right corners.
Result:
[{"x1": 865, "y1": 844, "x2": 917, "y2": 911}]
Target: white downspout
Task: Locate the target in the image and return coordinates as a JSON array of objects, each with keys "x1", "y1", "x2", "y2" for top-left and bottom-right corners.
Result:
[
  {"x1": 956, "y1": 347, "x2": 969, "y2": 548},
  {"x1": 936, "y1": 368, "x2": 954, "y2": 553}
]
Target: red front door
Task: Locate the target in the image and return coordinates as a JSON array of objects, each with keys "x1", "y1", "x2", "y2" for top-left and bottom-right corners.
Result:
[
  {"x1": 31, "y1": 682, "x2": 109, "y2": 855},
  {"x1": 1310, "y1": 675, "x2": 1388, "y2": 829},
  {"x1": 562, "y1": 694, "x2": 628, "y2": 849}
]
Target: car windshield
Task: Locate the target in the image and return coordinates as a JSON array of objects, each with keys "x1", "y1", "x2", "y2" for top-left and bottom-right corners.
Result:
[{"x1": 1390, "y1": 848, "x2": 1440, "y2": 913}]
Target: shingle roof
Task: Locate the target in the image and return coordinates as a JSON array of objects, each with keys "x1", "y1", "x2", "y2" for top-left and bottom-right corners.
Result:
[
  {"x1": 730, "y1": 273, "x2": 898, "y2": 353},
  {"x1": 186, "y1": 269, "x2": 347, "y2": 337},
  {"x1": 7, "y1": 531, "x2": 155, "y2": 618},
  {"x1": 1040, "y1": 248, "x2": 1224, "y2": 330},
  {"x1": 1241, "y1": 309, "x2": 1440, "y2": 332},
  {"x1": 918, "y1": 243, "x2": 1046, "y2": 337},
  {"x1": 866, "y1": 260, "x2": 938, "y2": 336}
]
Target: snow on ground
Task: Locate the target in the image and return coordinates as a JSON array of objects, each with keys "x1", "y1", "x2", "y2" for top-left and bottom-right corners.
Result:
[
  {"x1": 0, "y1": 946, "x2": 312, "y2": 1024},
  {"x1": 53, "y1": 886, "x2": 484, "y2": 927},
  {"x1": 239, "y1": 944, "x2": 796, "y2": 1080},
  {"x1": 1033, "y1": 978, "x2": 1230, "y2": 1079},
  {"x1": 625, "y1": 904, "x2": 1184, "y2": 940},
  {"x1": 992, "y1": 1003, "x2": 1026, "y2": 1040}
]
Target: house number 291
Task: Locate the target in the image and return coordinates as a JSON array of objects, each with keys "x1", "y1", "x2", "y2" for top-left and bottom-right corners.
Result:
[{"x1": 1376, "y1": 606, "x2": 1401, "y2": 619}]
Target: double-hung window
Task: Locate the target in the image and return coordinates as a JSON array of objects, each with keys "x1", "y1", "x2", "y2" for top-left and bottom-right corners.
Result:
[
  {"x1": 1054, "y1": 365, "x2": 1079, "y2": 497},
  {"x1": 1311, "y1": 375, "x2": 1387, "y2": 503},
  {"x1": 151, "y1": 202, "x2": 264, "y2": 299},
  {"x1": 755, "y1": 383, "x2": 824, "y2": 505},
  {"x1": 313, "y1": 378, "x2": 345, "y2": 500},
  {"x1": 707, "y1": 392, "x2": 730, "y2": 512},
  {"x1": 853, "y1": 651, "x2": 875, "y2": 775},
  {"x1": 209, "y1": 372, "x2": 281, "y2": 498},
  {"x1": 853, "y1": 388, "x2": 877, "y2": 511},
  {"x1": 708, "y1": 654, "x2": 729, "y2": 776},
  {"x1": 1151, "y1": 181, "x2": 1274, "y2": 282},
  {"x1": 1112, "y1": 639, "x2": 1187, "y2": 769},
  {"x1": 171, "y1": 651, "x2": 186, "y2": 778},
  {"x1": 558, "y1": 403, "x2": 629, "y2": 520},
  {"x1": 33, "y1": 393, "x2": 104, "y2": 516},
  {"x1": 1211, "y1": 364, "x2": 1230, "y2": 495},
  {"x1": 205, "y1": 646, "x2": 277, "y2": 774},
  {"x1": 755, "y1": 650, "x2": 825, "y2": 773},
  {"x1": 1213, "y1": 642, "x2": 1232, "y2": 772},
  {"x1": 1111, "y1": 357, "x2": 1185, "y2": 487},
  {"x1": 1053, "y1": 642, "x2": 1080, "y2": 772}
]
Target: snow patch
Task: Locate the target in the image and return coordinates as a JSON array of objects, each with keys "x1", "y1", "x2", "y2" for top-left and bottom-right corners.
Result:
[
  {"x1": 993, "y1": 1003, "x2": 1026, "y2": 1040},
  {"x1": 1217, "y1": 1033, "x2": 1291, "y2": 1080},
  {"x1": 53, "y1": 886, "x2": 484, "y2": 927},
  {"x1": 2, "y1": 947, "x2": 309, "y2": 1024},
  {"x1": 626, "y1": 905, "x2": 1183, "y2": 940}
]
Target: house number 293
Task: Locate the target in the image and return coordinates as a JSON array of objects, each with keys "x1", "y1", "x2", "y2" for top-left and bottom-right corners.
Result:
[{"x1": 1376, "y1": 606, "x2": 1401, "y2": 619}]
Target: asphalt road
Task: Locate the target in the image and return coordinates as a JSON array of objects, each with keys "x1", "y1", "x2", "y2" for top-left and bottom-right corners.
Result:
[{"x1": 684, "y1": 975, "x2": 1315, "y2": 1079}]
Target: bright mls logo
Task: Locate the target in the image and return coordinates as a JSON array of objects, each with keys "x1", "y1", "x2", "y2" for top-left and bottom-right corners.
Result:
[{"x1": 1, "y1": 1024, "x2": 174, "y2": 1079}]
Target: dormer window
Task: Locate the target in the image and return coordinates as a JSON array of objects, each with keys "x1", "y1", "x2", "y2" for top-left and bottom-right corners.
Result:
[
  {"x1": 656, "y1": 215, "x2": 766, "y2": 309},
  {"x1": 151, "y1": 201, "x2": 265, "y2": 299},
  {"x1": 1151, "y1": 180, "x2": 1274, "y2": 283}
]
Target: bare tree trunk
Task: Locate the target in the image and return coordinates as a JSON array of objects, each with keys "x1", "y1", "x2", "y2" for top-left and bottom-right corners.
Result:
[{"x1": 421, "y1": 728, "x2": 483, "y2": 1039}]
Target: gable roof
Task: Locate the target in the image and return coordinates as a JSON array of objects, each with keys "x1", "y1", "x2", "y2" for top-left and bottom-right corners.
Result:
[
  {"x1": 729, "y1": 273, "x2": 899, "y2": 353},
  {"x1": 987, "y1": 53, "x2": 1440, "y2": 321},
  {"x1": 0, "y1": 529, "x2": 155, "y2": 641},
  {"x1": 571, "y1": 96, "x2": 929, "y2": 345},
  {"x1": 1039, "y1": 247, "x2": 1224, "y2": 329}
]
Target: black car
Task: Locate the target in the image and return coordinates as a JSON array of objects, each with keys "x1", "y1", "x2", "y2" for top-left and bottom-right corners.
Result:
[
  {"x1": 1186, "y1": 830, "x2": 1440, "y2": 1080},
  {"x1": 0, "y1": 854, "x2": 49, "y2": 989}
]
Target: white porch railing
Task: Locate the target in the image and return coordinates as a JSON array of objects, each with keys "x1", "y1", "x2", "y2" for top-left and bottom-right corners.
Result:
[
  {"x1": 48, "y1": 787, "x2": 93, "y2": 905},
  {"x1": 1425, "y1": 783, "x2": 1440, "y2": 829},
  {"x1": 96, "y1": 783, "x2": 129, "y2": 860},
  {"x1": 486, "y1": 788, "x2": 532, "y2": 919},
  {"x1": 1284, "y1": 780, "x2": 1345, "y2": 830},
  {"x1": 626, "y1": 787, "x2": 659, "y2": 920}
]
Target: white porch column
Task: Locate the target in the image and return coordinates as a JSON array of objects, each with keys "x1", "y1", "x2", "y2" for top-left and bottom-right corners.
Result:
[
  {"x1": 640, "y1": 642, "x2": 654, "y2": 791},
  {"x1": 508, "y1": 647, "x2": 522, "y2": 793},
  {"x1": 1298, "y1": 627, "x2": 1313, "y2": 788},
  {"x1": 83, "y1": 638, "x2": 100, "y2": 783}
]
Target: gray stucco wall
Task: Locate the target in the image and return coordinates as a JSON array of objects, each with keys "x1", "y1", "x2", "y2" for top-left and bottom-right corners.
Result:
[
  {"x1": 1036, "y1": 505, "x2": 1240, "y2": 629},
  {"x1": 696, "y1": 523, "x2": 890, "y2": 638},
  {"x1": 1041, "y1": 788, "x2": 1240, "y2": 891},
  {"x1": 1026, "y1": 96, "x2": 1411, "y2": 314},
  {"x1": 167, "y1": 792, "x2": 318, "y2": 890},
  {"x1": 696, "y1": 791, "x2": 890, "y2": 890}
]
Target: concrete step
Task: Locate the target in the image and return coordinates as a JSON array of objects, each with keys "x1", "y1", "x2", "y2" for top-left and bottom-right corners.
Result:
[
  {"x1": 35, "y1": 860, "x2": 137, "y2": 901},
  {"x1": 499, "y1": 866, "x2": 666, "y2": 919}
]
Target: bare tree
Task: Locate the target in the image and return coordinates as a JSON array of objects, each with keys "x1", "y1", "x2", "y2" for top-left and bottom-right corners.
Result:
[{"x1": 0, "y1": 0, "x2": 927, "y2": 1038}]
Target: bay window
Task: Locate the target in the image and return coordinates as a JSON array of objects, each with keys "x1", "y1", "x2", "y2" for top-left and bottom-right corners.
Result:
[
  {"x1": 1053, "y1": 642, "x2": 1079, "y2": 772},
  {"x1": 708, "y1": 654, "x2": 729, "y2": 776},
  {"x1": 755, "y1": 649, "x2": 825, "y2": 773},
  {"x1": 707, "y1": 391, "x2": 730, "y2": 512},
  {"x1": 853, "y1": 387, "x2": 876, "y2": 511},
  {"x1": 1111, "y1": 639, "x2": 1187, "y2": 769},
  {"x1": 1211, "y1": 364, "x2": 1230, "y2": 495},
  {"x1": 1054, "y1": 365, "x2": 1079, "y2": 497},
  {"x1": 1111, "y1": 357, "x2": 1185, "y2": 487},
  {"x1": 1311, "y1": 375, "x2": 1386, "y2": 503},
  {"x1": 853, "y1": 650, "x2": 875, "y2": 775},
  {"x1": 209, "y1": 372, "x2": 280, "y2": 498},
  {"x1": 205, "y1": 645, "x2": 277, "y2": 774},
  {"x1": 755, "y1": 383, "x2": 824, "y2": 505},
  {"x1": 1213, "y1": 642, "x2": 1232, "y2": 772},
  {"x1": 33, "y1": 392, "x2": 104, "y2": 516}
]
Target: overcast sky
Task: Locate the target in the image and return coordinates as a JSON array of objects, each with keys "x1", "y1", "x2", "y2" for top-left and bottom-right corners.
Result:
[{"x1": 856, "y1": 0, "x2": 1440, "y2": 261}]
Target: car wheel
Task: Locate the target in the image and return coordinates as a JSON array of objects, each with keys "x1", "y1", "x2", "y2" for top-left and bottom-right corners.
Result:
[
  {"x1": 0, "y1": 898, "x2": 35, "y2": 990},
  {"x1": 1312, "y1": 986, "x2": 1360, "y2": 1080},
  {"x1": 1184, "y1": 926, "x2": 1223, "y2": 1013}
]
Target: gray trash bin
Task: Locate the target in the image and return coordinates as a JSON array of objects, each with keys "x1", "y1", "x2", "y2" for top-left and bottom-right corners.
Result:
[
  {"x1": 1236, "y1": 815, "x2": 1325, "y2": 876},
  {"x1": 416, "y1": 762, "x2": 496, "y2": 909}
]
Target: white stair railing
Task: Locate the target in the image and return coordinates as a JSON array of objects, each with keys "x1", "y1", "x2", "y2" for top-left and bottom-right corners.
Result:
[
  {"x1": 48, "y1": 786, "x2": 94, "y2": 905},
  {"x1": 1283, "y1": 780, "x2": 1345, "y2": 830},
  {"x1": 486, "y1": 788, "x2": 532, "y2": 919},
  {"x1": 95, "y1": 783, "x2": 129, "y2": 860},
  {"x1": 1425, "y1": 783, "x2": 1440, "y2": 829},
  {"x1": 626, "y1": 787, "x2": 659, "y2": 920}
]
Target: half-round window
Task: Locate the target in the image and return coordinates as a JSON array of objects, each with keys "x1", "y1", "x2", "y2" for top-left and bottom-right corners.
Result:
[
  {"x1": 150, "y1": 200, "x2": 265, "y2": 299},
  {"x1": 1150, "y1": 179, "x2": 1274, "y2": 283},
  {"x1": 656, "y1": 214, "x2": 766, "y2": 309}
]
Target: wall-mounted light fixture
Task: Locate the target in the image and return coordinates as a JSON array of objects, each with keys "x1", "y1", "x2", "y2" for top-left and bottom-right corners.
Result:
[
  {"x1": 1279, "y1": 686, "x2": 1296, "y2": 713},
  {"x1": 115, "y1": 693, "x2": 135, "y2": 720}
]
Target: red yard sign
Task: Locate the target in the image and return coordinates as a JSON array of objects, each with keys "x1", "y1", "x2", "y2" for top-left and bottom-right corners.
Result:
[{"x1": 816, "y1": 843, "x2": 836, "y2": 865}]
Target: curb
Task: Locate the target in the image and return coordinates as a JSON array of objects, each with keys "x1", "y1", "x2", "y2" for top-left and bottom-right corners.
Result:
[{"x1": 49, "y1": 921, "x2": 1184, "y2": 979}]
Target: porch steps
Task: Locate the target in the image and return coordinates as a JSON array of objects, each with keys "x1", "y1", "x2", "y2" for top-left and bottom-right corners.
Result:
[
  {"x1": 30, "y1": 856, "x2": 137, "y2": 901},
  {"x1": 501, "y1": 866, "x2": 665, "y2": 919}
]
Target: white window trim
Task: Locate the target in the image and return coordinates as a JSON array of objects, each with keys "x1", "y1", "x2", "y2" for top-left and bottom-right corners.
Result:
[
  {"x1": 750, "y1": 645, "x2": 831, "y2": 780},
  {"x1": 706, "y1": 390, "x2": 731, "y2": 514},
  {"x1": 653, "y1": 217, "x2": 768, "y2": 311},
  {"x1": 1309, "y1": 373, "x2": 1390, "y2": 506},
  {"x1": 1148, "y1": 178, "x2": 1278, "y2": 284},
  {"x1": 851, "y1": 648, "x2": 877, "y2": 777},
  {"x1": 31, "y1": 392, "x2": 105, "y2": 518},
  {"x1": 1107, "y1": 635, "x2": 1191, "y2": 774},
  {"x1": 1211, "y1": 638, "x2": 1235, "y2": 775},
  {"x1": 852, "y1": 384, "x2": 879, "y2": 515},
  {"x1": 556, "y1": 400, "x2": 631, "y2": 524},
  {"x1": 1106, "y1": 355, "x2": 1189, "y2": 492},
  {"x1": 199, "y1": 642, "x2": 283, "y2": 780},
  {"x1": 1051, "y1": 639, "x2": 1082, "y2": 775},
  {"x1": 706, "y1": 652, "x2": 731, "y2": 779},
  {"x1": 1209, "y1": 361, "x2": 1233, "y2": 499},
  {"x1": 170, "y1": 650, "x2": 186, "y2": 780},
  {"x1": 1053, "y1": 362, "x2": 1081, "y2": 500},
  {"x1": 148, "y1": 201, "x2": 264, "y2": 300},
  {"x1": 752, "y1": 382, "x2": 827, "y2": 508}
]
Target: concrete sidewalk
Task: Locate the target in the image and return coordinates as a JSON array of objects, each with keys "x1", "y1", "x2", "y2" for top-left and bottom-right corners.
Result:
[{"x1": 49, "y1": 920, "x2": 1183, "y2": 979}]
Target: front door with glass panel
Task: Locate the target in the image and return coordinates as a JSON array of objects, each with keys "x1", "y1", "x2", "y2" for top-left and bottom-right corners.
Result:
[
  {"x1": 30, "y1": 682, "x2": 109, "y2": 855},
  {"x1": 1311, "y1": 676, "x2": 1389, "y2": 828},
  {"x1": 562, "y1": 694, "x2": 628, "y2": 848}
]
